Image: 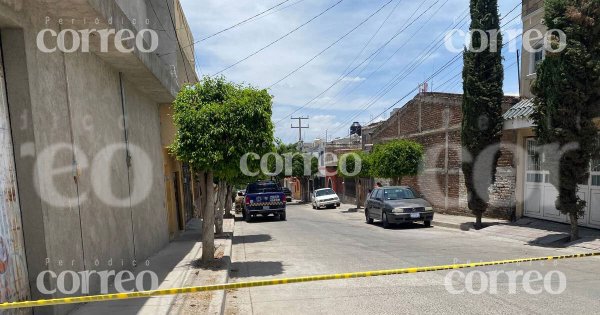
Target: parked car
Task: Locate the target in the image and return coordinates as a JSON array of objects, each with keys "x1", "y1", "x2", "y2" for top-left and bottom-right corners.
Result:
[
  {"x1": 234, "y1": 190, "x2": 245, "y2": 213},
  {"x1": 282, "y1": 187, "x2": 293, "y2": 202},
  {"x1": 243, "y1": 181, "x2": 287, "y2": 221},
  {"x1": 364, "y1": 186, "x2": 433, "y2": 228},
  {"x1": 311, "y1": 188, "x2": 340, "y2": 209}
]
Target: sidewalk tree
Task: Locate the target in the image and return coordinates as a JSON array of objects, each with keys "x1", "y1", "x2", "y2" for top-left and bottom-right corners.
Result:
[
  {"x1": 370, "y1": 140, "x2": 423, "y2": 185},
  {"x1": 338, "y1": 151, "x2": 372, "y2": 208},
  {"x1": 170, "y1": 76, "x2": 274, "y2": 263},
  {"x1": 531, "y1": 0, "x2": 600, "y2": 241},
  {"x1": 269, "y1": 141, "x2": 318, "y2": 201},
  {"x1": 461, "y1": 0, "x2": 504, "y2": 229}
]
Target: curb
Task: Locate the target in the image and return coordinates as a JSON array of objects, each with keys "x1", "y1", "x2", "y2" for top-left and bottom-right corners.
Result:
[{"x1": 431, "y1": 220, "x2": 465, "y2": 231}]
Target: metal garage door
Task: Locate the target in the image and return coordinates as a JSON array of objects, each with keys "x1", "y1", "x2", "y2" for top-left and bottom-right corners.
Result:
[
  {"x1": 524, "y1": 138, "x2": 600, "y2": 229},
  {"x1": 0, "y1": 35, "x2": 30, "y2": 303}
]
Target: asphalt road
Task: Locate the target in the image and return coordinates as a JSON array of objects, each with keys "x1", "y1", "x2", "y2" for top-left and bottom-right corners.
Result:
[{"x1": 224, "y1": 202, "x2": 600, "y2": 314}]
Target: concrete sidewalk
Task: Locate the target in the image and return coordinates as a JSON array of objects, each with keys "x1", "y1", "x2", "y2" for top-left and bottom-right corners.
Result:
[
  {"x1": 70, "y1": 218, "x2": 234, "y2": 315},
  {"x1": 478, "y1": 217, "x2": 600, "y2": 250},
  {"x1": 339, "y1": 203, "x2": 600, "y2": 251}
]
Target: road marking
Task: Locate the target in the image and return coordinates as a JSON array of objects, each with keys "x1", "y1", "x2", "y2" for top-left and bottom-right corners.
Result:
[{"x1": 1, "y1": 252, "x2": 598, "y2": 309}]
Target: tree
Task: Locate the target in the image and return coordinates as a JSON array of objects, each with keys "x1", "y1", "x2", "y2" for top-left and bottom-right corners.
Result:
[
  {"x1": 268, "y1": 141, "x2": 318, "y2": 201},
  {"x1": 338, "y1": 151, "x2": 372, "y2": 208},
  {"x1": 170, "y1": 76, "x2": 274, "y2": 263},
  {"x1": 531, "y1": 0, "x2": 600, "y2": 241},
  {"x1": 461, "y1": 0, "x2": 504, "y2": 229},
  {"x1": 370, "y1": 140, "x2": 423, "y2": 185}
]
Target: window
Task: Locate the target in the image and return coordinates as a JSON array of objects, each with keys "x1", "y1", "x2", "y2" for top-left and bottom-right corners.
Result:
[
  {"x1": 526, "y1": 139, "x2": 541, "y2": 171},
  {"x1": 382, "y1": 188, "x2": 417, "y2": 200},
  {"x1": 526, "y1": 138, "x2": 545, "y2": 183},
  {"x1": 373, "y1": 189, "x2": 382, "y2": 200},
  {"x1": 315, "y1": 188, "x2": 335, "y2": 197},
  {"x1": 246, "y1": 181, "x2": 281, "y2": 193},
  {"x1": 529, "y1": 44, "x2": 544, "y2": 75}
]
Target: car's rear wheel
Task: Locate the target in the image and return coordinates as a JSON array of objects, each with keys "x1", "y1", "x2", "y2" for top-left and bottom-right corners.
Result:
[
  {"x1": 382, "y1": 212, "x2": 390, "y2": 229},
  {"x1": 312, "y1": 204, "x2": 316, "y2": 209},
  {"x1": 365, "y1": 210, "x2": 373, "y2": 224},
  {"x1": 245, "y1": 211, "x2": 252, "y2": 222},
  {"x1": 280, "y1": 211, "x2": 286, "y2": 221},
  {"x1": 424, "y1": 220, "x2": 431, "y2": 227}
]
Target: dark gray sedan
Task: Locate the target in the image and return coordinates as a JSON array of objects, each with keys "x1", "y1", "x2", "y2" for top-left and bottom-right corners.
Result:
[{"x1": 365, "y1": 186, "x2": 434, "y2": 228}]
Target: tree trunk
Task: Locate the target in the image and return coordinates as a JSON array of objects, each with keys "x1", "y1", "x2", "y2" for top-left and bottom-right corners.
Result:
[
  {"x1": 475, "y1": 213, "x2": 482, "y2": 230},
  {"x1": 356, "y1": 180, "x2": 361, "y2": 209},
  {"x1": 194, "y1": 173, "x2": 204, "y2": 219},
  {"x1": 214, "y1": 181, "x2": 225, "y2": 234},
  {"x1": 224, "y1": 184, "x2": 233, "y2": 219},
  {"x1": 197, "y1": 172, "x2": 207, "y2": 221},
  {"x1": 569, "y1": 213, "x2": 579, "y2": 242},
  {"x1": 201, "y1": 171, "x2": 215, "y2": 264}
]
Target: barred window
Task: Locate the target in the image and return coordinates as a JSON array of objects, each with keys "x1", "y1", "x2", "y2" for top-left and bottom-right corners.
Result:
[{"x1": 526, "y1": 139, "x2": 541, "y2": 171}]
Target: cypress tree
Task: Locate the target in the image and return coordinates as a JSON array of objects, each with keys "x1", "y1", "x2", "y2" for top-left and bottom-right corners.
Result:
[
  {"x1": 531, "y1": 0, "x2": 600, "y2": 241},
  {"x1": 461, "y1": 0, "x2": 505, "y2": 229}
]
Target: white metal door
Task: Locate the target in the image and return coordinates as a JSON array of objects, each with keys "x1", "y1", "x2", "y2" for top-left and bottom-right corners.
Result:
[
  {"x1": 524, "y1": 138, "x2": 564, "y2": 220},
  {"x1": 524, "y1": 138, "x2": 599, "y2": 228},
  {"x1": 0, "y1": 36, "x2": 30, "y2": 303},
  {"x1": 588, "y1": 148, "x2": 600, "y2": 228}
]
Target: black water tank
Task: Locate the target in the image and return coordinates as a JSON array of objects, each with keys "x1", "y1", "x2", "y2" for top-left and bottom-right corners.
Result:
[{"x1": 350, "y1": 122, "x2": 362, "y2": 136}]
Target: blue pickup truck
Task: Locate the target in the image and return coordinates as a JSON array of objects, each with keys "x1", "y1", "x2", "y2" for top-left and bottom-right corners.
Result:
[{"x1": 242, "y1": 180, "x2": 287, "y2": 222}]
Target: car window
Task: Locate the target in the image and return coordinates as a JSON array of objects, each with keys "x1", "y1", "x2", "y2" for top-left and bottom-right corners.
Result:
[
  {"x1": 315, "y1": 188, "x2": 335, "y2": 197},
  {"x1": 382, "y1": 188, "x2": 417, "y2": 200},
  {"x1": 246, "y1": 182, "x2": 281, "y2": 193},
  {"x1": 373, "y1": 189, "x2": 382, "y2": 200}
]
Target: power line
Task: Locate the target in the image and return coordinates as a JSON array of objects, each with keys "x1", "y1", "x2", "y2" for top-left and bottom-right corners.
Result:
[
  {"x1": 363, "y1": 31, "x2": 528, "y2": 128},
  {"x1": 158, "y1": 0, "x2": 297, "y2": 58},
  {"x1": 212, "y1": 0, "x2": 346, "y2": 76},
  {"x1": 268, "y1": 0, "x2": 396, "y2": 88},
  {"x1": 332, "y1": 2, "x2": 524, "y2": 133},
  {"x1": 274, "y1": 0, "x2": 446, "y2": 125},
  {"x1": 321, "y1": 0, "x2": 462, "y2": 115},
  {"x1": 163, "y1": 0, "x2": 191, "y2": 83},
  {"x1": 198, "y1": 0, "x2": 294, "y2": 42}
]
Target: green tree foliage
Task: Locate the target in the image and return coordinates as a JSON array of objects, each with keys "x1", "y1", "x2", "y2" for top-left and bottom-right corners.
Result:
[
  {"x1": 338, "y1": 151, "x2": 371, "y2": 178},
  {"x1": 370, "y1": 140, "x2": 423, "y2": 185},
  {"x1": 531, "y1": 0, "x2": 600, "y2": 241},
  {"x1": 461, "y1": 0, "x2": 504, "y2": 228},
  {"x1": 169, "y1": 76, "x2": 274, "y2": 262}
]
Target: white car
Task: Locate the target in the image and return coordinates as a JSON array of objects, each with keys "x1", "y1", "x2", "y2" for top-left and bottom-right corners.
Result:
[{"x1": 311, "y1": 188, "x2": 341, "y2": 209}]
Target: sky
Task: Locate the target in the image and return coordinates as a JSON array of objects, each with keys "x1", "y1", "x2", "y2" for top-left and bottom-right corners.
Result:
[{"x1": 179, "y1": 0, "x2": 523, "y2": 144}]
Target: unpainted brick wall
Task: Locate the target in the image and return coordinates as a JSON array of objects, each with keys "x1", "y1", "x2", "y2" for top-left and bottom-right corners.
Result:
[{"x1": 370, "y1": 92, "x2": 519, "y2": 219}]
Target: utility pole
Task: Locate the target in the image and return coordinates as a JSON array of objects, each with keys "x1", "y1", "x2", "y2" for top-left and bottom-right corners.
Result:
[
  {"x1": 291, "y1": 116, "x2": 310, "y2": 201},
  {"x1": 291, "y1": 116, "x2": 309, "y2": 147}
]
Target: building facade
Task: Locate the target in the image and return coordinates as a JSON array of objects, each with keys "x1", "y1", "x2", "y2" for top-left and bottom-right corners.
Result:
[
  {"x1": 503, "y1": 0, "x2": 600, "y2": 228},
  {"x1": 0, "y1": 0, "x2": 196, "y2": 313}
]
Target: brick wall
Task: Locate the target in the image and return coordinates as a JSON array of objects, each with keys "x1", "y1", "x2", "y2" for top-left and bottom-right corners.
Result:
[{"x1": 370, "y1": 92, "x2": 519, "y2": 219}]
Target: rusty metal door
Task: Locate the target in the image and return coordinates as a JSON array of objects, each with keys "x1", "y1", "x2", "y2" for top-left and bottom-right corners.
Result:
[{"x1": 0, "y1": 34, "x2": 30, "y2": 304}]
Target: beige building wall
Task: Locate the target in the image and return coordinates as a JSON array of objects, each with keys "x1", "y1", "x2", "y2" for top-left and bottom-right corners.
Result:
[{"x1": 520, "y1": 0, "x2": 546, "y2": 98}]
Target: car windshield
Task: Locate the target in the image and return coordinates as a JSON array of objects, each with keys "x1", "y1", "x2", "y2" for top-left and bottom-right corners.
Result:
[
  {"x1": 246, "y1": 182, "x2": 281, "y2": 193},
  {"x1": 315, "y1": 189, "x2": 335, "y2": 197},
  {"x1": 382, "y1": 188, "x2": 417, "y2": 200}
]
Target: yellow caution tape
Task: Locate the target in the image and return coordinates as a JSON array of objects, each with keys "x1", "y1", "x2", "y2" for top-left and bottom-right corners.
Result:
[{"x1": 1, "y1": 251, "x2": 598, "y2": 309}]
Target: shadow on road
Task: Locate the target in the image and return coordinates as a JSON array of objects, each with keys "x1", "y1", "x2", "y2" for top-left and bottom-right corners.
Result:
[
  {"x1": 229, "y1": 261, "x2": 284, "y2": 278},
  {"x1": 233, "y1": 234, "x2": 273, "y2": 244},
  {"x1": 373, "y1": 222, "x2": 432, "y2": 230}
]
